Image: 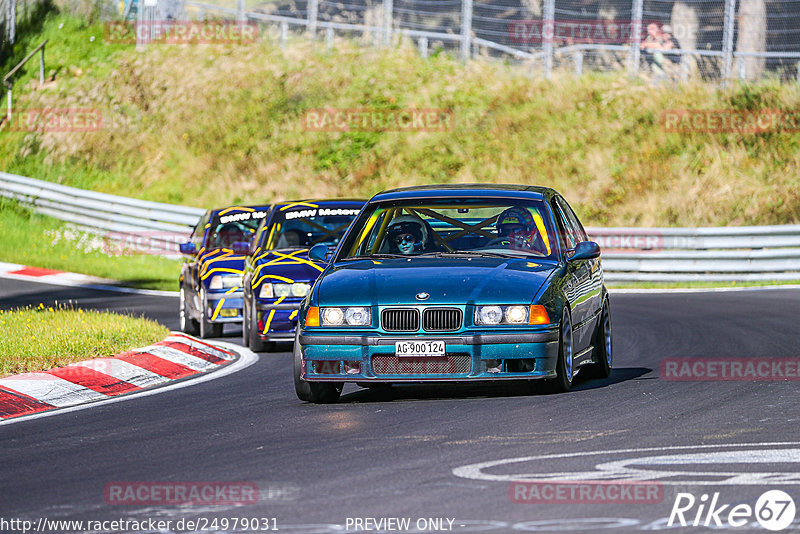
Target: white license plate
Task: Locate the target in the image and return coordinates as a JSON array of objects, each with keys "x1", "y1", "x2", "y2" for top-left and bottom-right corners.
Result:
[{"x1": 395, "y1": 340, "x2": 446, "y2": 357}]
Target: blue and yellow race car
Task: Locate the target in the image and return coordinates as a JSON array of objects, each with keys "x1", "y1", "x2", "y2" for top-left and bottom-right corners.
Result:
[
  {"x1": 242, "y1": 199, "x2": 365, "y2": 351},
  {"x1": 294, "y1": 184, "x2": 612, "y2": 403},
  {"x1": 179, "y1": 205, "x2": 271, "y2": 338}
]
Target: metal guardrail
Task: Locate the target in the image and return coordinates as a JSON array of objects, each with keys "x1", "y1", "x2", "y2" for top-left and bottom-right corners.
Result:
[
  {"x1": 0, "y1": 171, "x2": 204, "y2": 255},
  {"x1": 1, "y1": 171, "x2": 798, "y2": 282}
]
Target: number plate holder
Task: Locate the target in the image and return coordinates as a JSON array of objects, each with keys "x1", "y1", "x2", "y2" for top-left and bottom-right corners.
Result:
[{"x1": 394, "y1": 340, "x2": 446, "y2": 358}]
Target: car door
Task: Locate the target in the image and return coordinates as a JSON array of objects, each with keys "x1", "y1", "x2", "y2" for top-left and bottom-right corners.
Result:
[
  {"x1": 183, "y1": 211, "x2": 210, "y2": 304},
  {"x1": 557, "y1": 196, "x2": 603, "y2": 321},
  {"x1": 552, "y1": 197, "x2": 594, "y2": 353}
]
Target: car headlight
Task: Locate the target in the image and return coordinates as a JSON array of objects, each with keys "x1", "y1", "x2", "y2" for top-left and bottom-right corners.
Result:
[
  {"x1": 291, "y1": 282, "x2": 311, "y2": 297},
  {"x1": 321, "y1": 307, "x2": 344, "y2": 326},
  {"x1": 320, "y1": 307, "x2": 371, "y2": 326},
  {"x1": 259, "y1": 283, "x2": 274, "y2": 299},
  {"x1": 209, "y1": 275, "x2": 242, "y2": 290},
  {"x1": 477, "y1": 305, "x2": 503, "y2": 325},
  {"x1": 268, "y1": 283, "x2": 312, "y2": 298},
  {"x1": 475, "y1": 305, "x2": 550, "y2": 325}
]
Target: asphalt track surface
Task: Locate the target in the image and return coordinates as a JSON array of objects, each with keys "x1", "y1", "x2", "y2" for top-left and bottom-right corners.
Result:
[{"x1": 1, "y1": 276, "x2": 800, "y2": 533}]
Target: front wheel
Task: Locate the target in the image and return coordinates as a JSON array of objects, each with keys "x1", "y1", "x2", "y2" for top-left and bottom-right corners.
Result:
[
  {"x1": 199, "y1": 288, "x2": 223, "y2": 339},
  {"x1": 587, "y1": 299, "x2": 612, "y2": 379},
  {"x1": 246, "y1": 299, "x2": 266, "y2": 352},
  {"x1": 543, "y1": 307, "x2": 574, "y2": 394},
  {"x1": 293, "y1": 334, "x2": 342, "y2": 403},
  {"x1": 180, "y1": 287, "x2": 199, "y2": 336}
]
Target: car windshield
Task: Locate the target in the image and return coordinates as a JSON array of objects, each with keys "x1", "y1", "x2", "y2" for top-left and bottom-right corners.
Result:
[
  {"x1": 340, "y1": 198, "x2": 557, "y2": 260},
  {"x1": 264, "y1": 205, "x2": 362, "y2": 250},
  {"x1": 206, "y1": 208, "x2": 269, "y2": 250}
]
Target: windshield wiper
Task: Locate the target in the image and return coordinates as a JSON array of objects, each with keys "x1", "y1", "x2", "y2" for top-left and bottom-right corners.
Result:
[
  {"x1": 342, "y1": 253, "x2": 408, "y2": 261},
  {"x1": 418, "y1": 251, "x2": 513, "y2": 259}
]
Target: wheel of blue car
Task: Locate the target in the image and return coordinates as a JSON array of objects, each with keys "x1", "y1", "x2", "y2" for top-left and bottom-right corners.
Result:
[
  {"x1": 543, "y1": 307, "x2": 574, "y2": 393},
  {"x1": 242, "y1": 298, "x2": 251, "y2": 346},
  {"x1": 588, "y1": 298, "x2": 612, "y2": 379},
  {"x1": 293, "y1": 334, "x2": 343, "y2": 403},
  {"x1": 179, "y1": 287, "x2": 199, "y2": 336},
  {"x1": 199, "y1": 288, "x2": 223, "y2": 339},
  {"x1": 246, "y1": 300, "x2": 266, "y2": 352}
]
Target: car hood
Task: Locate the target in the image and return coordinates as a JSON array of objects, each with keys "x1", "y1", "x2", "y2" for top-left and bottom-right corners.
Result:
[
  {"x1": 316, "y1": 257, "x2": 558, "y2": 306},
  {"x1": 252, "y1": 249, "x2": 325, "y2": 285},
  {"x1": 199, "y1": 250, "x2": 246, "y2": 286}
]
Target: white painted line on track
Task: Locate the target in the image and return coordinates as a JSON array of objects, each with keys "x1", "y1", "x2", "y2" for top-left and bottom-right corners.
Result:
[
  {"x1": 0, "y1": 342, "x2": 258, "y2": 427},
  {"x1": 137, "y1": 345, "x2": 219, "y2": 371},
  {"x1": 71, "y1": 359, "x2": 171, "y2": 388},
  {"x1": 162, "y1": 335, "x2": 236, "y2": 360},
  {"x1": 0, "y1": 373, "x2": 107, "y2": 407}
]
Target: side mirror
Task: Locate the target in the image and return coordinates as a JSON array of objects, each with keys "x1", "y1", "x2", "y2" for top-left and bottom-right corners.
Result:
[
  {"x1": 232, "y1": 241, "x2": 250, "y2": 255},
  {"x1": 568, "y1": 241, "x2": 601, "y2": 262},
  {"x1": 179, "y1": 242, "x2": 197, "y2": 255},
  {"x1": 308, "y1": 243, "x2": 329, "y2": 263}
]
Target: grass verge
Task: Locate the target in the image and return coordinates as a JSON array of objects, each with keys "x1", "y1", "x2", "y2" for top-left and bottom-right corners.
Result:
[
  {"x1": 0, "y1": 304, "x2": 169, "y2": 376},
  {"x1": 0, "y1": 199, "x2": 180, "y2": 291},
  {"x1": 607, "y1": 280, "x2": 800, "y2": 290},
  {"x1": 1, "y1": 14, "x2": 798, "y2": 227}
]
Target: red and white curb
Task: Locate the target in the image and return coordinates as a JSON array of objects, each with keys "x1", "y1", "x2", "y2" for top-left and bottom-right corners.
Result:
[
  {"x1": 0, "y1": 261, "x2": 177, "y2": 297},
  {"x1": 0, "y1": 333, "x2": 241, "y2": 421}
]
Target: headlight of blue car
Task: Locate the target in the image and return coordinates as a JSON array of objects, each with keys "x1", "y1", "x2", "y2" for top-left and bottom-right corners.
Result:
[
  {"x1": 259, "y1": 282, "x2": 312, "y2": 299},
  {"x1": 209, "y1": 275, "x2": 243, "y2": 290},
  {"x1": 475, "y1": 305, "x2": 551, "y2": 325},
  {"x1": 320, "y1": 307, "x2": 371, "y2": 326}
]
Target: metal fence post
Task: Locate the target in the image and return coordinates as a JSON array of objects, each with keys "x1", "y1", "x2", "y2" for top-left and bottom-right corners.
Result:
[
  {"x1": 419, "y1": 36, "x2": 428, "y2": 58},
  {"x1": 543, "y1": 0, "x2": 555, "y2": 79},
  {"x1": 737, "y1": 56, "x2": 746, "y2": 79},
  {"x1": 573, "y1": 50, "x2": 583, "y2": 76},
  {"x1": 382, "y1": 0, "x2": 393, "y2": 47},
  {"x1": 6, "y1": 87, "x2": 11, "y2": 122},
  {"x1": 308, "y1": 0, "x2": 318, "y2": 37},
  {"x1": 236, "y1": 0, "x2": 244, "y2": 22},
  {"x1": 8, "y1": 0, "x2": 16, "y2": 44},
  {"x1": 280, "y1": 21, "x2": 288, "y2": 48},
  {"x1": 325, "y1": 27, "x2": 334, "y2": 49},
  {"x1": 460, "y1": 0, "x2": 472, "y2": 61},
  {"x1": 39, "y1": 44, "x2": 45, "y2": 84},
  {"x1": 629, "y1": 0, "x2": 643, "y2": 75},
  {"x1": 722, "y1": 0, "x2": 736, "y2": 85}
]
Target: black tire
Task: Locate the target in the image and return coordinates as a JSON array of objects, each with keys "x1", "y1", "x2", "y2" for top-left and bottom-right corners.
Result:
[
  {"x1": 242, "y1": 296, "x2": 251, "y2": 347},
  {"x1": 179, "y1": 287, "x2": 199, "y2": 336},
  {"x1": 543, "y1": 307, "x2": 574, "y2": 394},
  {"x1": 246, "y1": 299, "x2": 266, "y2": 352},
  {"x1": 587, "y1": 299, "x2": 613, "y2": 379},
  {"x1": 199, "y1": 289, "x2": 223, "y2": 339},
  {"x1": 293, "y1": 334, "x2": 342, "y2": 403}
]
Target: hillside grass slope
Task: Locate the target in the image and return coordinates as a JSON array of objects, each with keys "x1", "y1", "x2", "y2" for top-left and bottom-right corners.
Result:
[{"x1": 2, "y1": 13, "x2": 799, "y2": 227}]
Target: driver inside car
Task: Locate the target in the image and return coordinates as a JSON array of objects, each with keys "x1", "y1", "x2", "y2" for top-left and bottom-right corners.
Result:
[
  {"x1": 494, "y1": 207, "x2": 547, "y2": 254},
  {"x1": 387, "y1": 216, "x2": 429, "y2": 255}
]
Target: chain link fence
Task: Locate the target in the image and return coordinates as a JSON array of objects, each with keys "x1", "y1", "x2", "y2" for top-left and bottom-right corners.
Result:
[{"x1": 173, "y1": 0, "x2": 800, "y2": 82}]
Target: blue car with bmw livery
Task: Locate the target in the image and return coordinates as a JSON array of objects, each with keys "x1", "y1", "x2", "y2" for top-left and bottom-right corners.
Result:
[
  {"x1": 242, "y1": 199, "x2": 365, "y2": 351},
  {"x1": 293, "y1": 184, "x2": 612, "y2": 403},
  {"x1": 179, "y1": 205, "x2": 271, "y2": 338}
]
